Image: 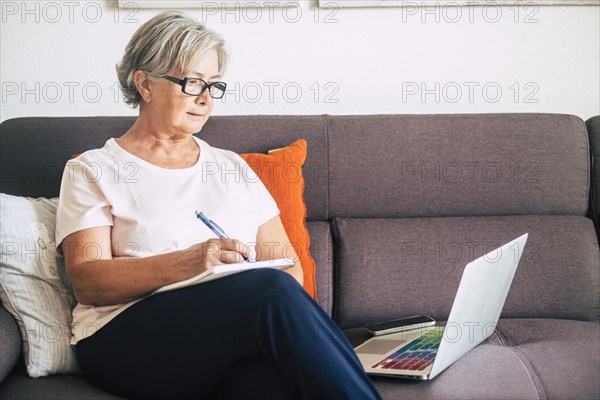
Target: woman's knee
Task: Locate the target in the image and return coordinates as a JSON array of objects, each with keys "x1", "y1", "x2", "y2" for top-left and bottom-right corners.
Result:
[{"x1": 244, "y1": 268, "x2": 301, "y2": 295}]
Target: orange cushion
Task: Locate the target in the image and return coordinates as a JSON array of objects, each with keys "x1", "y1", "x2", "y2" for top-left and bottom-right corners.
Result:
[{"x1": 241, "y1": 140, "x2": 317, "y2": 300}]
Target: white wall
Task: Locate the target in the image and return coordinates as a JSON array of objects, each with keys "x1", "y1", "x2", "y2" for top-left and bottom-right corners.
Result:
[{"x1": 1, "y1": 1, "x2": 599, "y2": 123}]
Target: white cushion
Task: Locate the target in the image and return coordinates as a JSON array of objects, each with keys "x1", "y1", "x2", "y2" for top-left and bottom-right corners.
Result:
[{"x1": 0, "y1": 193, "x2": 78, "y2": 377}]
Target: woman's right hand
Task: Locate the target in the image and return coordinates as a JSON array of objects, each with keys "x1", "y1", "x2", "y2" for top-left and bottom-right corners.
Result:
[{"x1": 174, "y1": 238, "x2": 255, "y2": 281}]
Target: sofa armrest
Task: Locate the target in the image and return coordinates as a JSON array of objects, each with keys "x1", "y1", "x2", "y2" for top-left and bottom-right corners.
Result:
[
  {"x1": 0, "y1": 302, "x2": 21, "y2": 384},
  {"x1": 586, "y1": 115, "x2": 600, "y2": 243}
]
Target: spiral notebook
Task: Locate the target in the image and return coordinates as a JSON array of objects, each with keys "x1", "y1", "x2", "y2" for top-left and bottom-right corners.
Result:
[{"x1": 153, "y1": 258, "x2": 295, "y2": 294}]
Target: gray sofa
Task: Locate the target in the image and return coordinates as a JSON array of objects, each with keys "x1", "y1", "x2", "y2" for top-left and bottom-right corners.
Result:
[{"x1": 1, "y1": 113, "x2": 599, "y2": 399}]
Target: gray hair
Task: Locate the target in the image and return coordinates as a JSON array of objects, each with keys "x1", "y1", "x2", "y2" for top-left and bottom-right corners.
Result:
[{"x1": 116, "y1": 11, "x2": 229, "y2": 108}]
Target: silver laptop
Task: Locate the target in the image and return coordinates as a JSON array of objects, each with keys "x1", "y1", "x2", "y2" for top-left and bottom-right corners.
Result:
[{"x1": 354, "y1": 233, "x2": 528, "y2": 380}]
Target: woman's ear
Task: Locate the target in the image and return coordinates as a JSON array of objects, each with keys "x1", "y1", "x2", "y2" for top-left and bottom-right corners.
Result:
[{"x1": 133, "y1": 70, "x2": 152, "y2": 103}]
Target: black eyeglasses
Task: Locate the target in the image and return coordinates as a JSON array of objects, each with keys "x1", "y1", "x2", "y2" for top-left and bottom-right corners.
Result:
[{"x1": 163, "y1": 76, "x2": 227, "y2": 99}]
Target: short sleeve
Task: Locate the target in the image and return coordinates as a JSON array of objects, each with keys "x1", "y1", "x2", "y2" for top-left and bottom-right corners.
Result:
[{"x1": 55, "y1": 158, "x2": 113, "y2": 247}]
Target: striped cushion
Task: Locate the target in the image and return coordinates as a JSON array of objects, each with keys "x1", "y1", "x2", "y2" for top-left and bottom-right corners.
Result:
[{"x1": 0, "y1": 193, "x2": 78, "y2": 377}]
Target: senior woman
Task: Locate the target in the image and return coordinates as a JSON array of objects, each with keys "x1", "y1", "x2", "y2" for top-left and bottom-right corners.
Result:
[{"x1": 56, "y1": 11, "x2": 381, "y2": 400}]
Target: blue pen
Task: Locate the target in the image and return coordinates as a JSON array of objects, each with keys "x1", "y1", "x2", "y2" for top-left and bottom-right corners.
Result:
[
  {"x1": 195, "y1": 211, "x2": 254, "y2": 262},
  {"x1": 195, "y1": 211, "x2": 228, "y2": 239}
]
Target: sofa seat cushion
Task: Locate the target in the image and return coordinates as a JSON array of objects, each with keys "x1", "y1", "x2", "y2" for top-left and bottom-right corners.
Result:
[
  {"x1": 333, "y1": 215, "x2": 600, "y2": 328},
  {"x1": 0, "y1": 361, "x2": 125, "y2": 400},
  {"x1": 495, "y1": 319, "x2": 600, "y2": 400},
  {"x1": 345, "y1": 318, "x2": 599, "y2": 400},
  {"x1": 2, "y1": 320, "x2": 597, "y2": 400}
]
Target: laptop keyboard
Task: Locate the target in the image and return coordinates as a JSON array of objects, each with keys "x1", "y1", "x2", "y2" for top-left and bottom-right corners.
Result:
[{"x1": 371, "y1": 329, "x2": 443, "y2": 371}]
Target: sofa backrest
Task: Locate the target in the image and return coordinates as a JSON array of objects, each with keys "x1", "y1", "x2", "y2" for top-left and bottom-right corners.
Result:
[
  {"x1": 2, "y1": 114, "x2": 589, "y2": 217},
  {"x1": 327, "y1": 113, "x2": 589, "y2": 218},
  {"x1": 1, "y1": 114, "x2": 598, "y2": 325}
]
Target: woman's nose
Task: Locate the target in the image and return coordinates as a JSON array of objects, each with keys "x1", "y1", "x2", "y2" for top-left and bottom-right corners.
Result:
[{"x1": 196, "y1": 90, "x2": 211, "y2": 104}]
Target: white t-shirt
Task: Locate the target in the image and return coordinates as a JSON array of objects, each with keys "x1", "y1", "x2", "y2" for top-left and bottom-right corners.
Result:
[{"x1": 55, "y1": 136, "x2": 279, "y2": 345}]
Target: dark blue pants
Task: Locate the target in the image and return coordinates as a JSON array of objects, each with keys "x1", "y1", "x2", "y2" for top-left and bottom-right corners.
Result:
[{"x1": 76, "y1": 269, "x2": 382, "y2": 400}]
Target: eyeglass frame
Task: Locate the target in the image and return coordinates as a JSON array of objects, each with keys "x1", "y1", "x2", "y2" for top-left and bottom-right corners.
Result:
[{"x1": 163, "y1": 75, "x2": 227, "y2": 99}]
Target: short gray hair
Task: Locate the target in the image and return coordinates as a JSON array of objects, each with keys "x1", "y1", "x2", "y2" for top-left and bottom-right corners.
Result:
[{"x1": 116, "y1": 11, "x2": 229, "y2": 108}]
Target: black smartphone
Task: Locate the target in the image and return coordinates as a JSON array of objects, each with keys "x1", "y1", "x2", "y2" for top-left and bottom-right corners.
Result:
[{"x1": 365, "y1": 315, "x2": 436, "y2": 336}]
